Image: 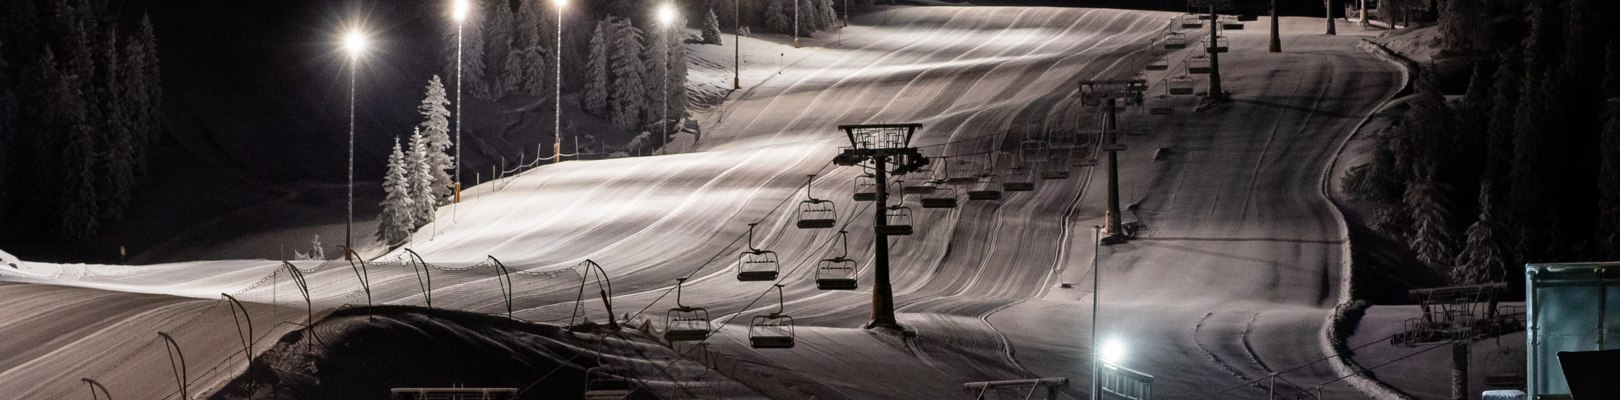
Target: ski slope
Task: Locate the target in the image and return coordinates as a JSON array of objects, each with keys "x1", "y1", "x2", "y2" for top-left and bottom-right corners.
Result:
[{"x1": 0, "y1": 7, "x2": 1414, "y2": 399}]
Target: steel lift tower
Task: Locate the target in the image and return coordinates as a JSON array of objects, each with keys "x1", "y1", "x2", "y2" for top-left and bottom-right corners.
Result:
[
  {"x1": 833, "y1": 123, "x2": 929, "y2": 331},
  {"x1": 1078, "y1": 80, "x2": 1147, "y2": 242}
]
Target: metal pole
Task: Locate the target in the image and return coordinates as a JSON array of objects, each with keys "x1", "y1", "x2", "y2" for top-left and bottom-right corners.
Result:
[
  {"x1": 1103, "y1": 99, "x2": 1123, "y2": 238},
  {"x1": 662, "y1": 23, "x2": 670, "y2": 155},
  {"x1": 555, "y1": 2, "x2": 564, "y2": 163},
  {"x1": 347, "y1": 55, "x2": 356, "y2": 258},
  {"x1": 455, "y1": 17, "x2": 464, "y2": 204},
  {"x1": 1268, "y1": 0, "x2": 1281, "y2": 52},
  {"x1": 867, "y1": 154, "x2": 900, "y2": 330},
  {"x1": 1207, "y1": 3, "x2": 1226, "y2": 101},
  {"x1": 1451, "y1": 342, "x2": 1468, "y2": 400},
  {"x1": 793, "y1": 0, "x2": 800, "y2": 48},
  {"x1": 734, "y1": 0, "x2": 742, "y2": 90},
  {"x1": 1090, "y1": 225, "x2": 1102, "y2": 400},
  {"x1": 1325, "y1": 0, "x2": 1337, "y2": 35}
]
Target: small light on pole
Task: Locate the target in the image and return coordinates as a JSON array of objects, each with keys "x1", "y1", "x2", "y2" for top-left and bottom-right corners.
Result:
[
  {"x1": 453, "y1": 0, "x2": 469, "y2": 22},
  {"x1": 553, "y1": 0, "x2": 566, "y2": 162},
  {"x1": 1099, "y1": 338, "x2": 1127, "y2": 366}
]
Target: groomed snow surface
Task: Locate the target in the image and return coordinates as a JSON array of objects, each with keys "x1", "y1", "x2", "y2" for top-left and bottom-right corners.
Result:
[{"x1": 0, "y1": 7, "x2": 1482, "y2": 399}]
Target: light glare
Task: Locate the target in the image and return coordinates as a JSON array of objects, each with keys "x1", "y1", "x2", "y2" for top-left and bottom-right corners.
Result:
[
  {"x1": 1099, "y1": 338, "x2": 1127, "y2": 365},
  {"x1": 657, "y1": 3, "x2": 676, "y2": 26},
  {"x1": 453, "y1": 0, "x2": 470, "y2": 21},
  {"x1": 344, "y1": 30, "x2": 368, "y2": 58},
  {"x1": 553, "y1": 0, "x2": 567, "y2": 8}
]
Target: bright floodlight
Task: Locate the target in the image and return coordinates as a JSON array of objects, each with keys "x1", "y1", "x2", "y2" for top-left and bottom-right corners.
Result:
[
  {"x1": 657, "y1": 3, "x2": 676, "y2": 26},
  {"x1": 1099, "y1": 338, "x2": 1127, "y2": 365},
  {"x1": 453, "y1": 0, "x2": 470, "y2": 21},
  {"x1": 552, "y1": 0, "x2": 566, "y2": 7},
  {"x1": 343, "y1": 30, "x2": 368, "y2": 58}
]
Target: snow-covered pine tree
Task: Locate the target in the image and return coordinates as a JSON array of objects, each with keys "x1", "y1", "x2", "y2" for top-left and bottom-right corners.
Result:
[
  {"x1": 515, "y1": 0, "x2": 544, "y2": 55},
  {"x1": 1406, "y1": 165, "x2": 1456, "y2": 268},
  {"x1": 500, "y1": 46, "x2": 526, "y2": 95},
  {"x1": 1597, "y1": 99, "x2": 1620, "y2": 259},
  {"x1": 377, "y1": 138, "x2": 416, "y2": 246},
  {"x1": 131, "y1": 14, "x2": 161, "y2": 149},
  {"x1": 796, "y1": 0, "x2": 821, "y2": 35},
  {"x1": 1452, "y1": 184, "x2": 1508, "y2": 286},
  {"x1": 702, "y1": 8, "x2": 723, "y2": 45},
  {"x1": 407, "y1": 128, "x2": 437, "y2": 227},
  {"x1": 1438, "y1": 0, "x2": 1485, "y2": 54},
  {"x1": 610, "y1": 18, "x2": 647, "y2": 131},
  {"x1": 56, "y1": 80, "x2": 99, "y2": 238},
  {"x1": 522, "y1": 46, "x2": 549, "y2": 97},
  {"x1": 1482, "y1": 47, "x2": 1522, "y2": 203},
  {"x1": 584, "y1": 19, "x2": 612, "y2": 117},
  {"x1": 460, "y1": 4, "x2": 491, "y2": 100},
  {"x1": 644, "y1": 20, "x2": 670, "y2": 132},
  {"x1": 764, "y1": 0, "x2": 789, "y2": 35},
  {"x1": 485, "y1": 0, "x2": 516, "y2": 99},
  {"x1": 667, "y1": 17, "x2": 688, "y2": 127},
  {"x1": 416, "y1": 76, "x2": 456, "y2": 204},
  {"x1": 97, "y1": 27, "x2": 137, "y2": 221}
]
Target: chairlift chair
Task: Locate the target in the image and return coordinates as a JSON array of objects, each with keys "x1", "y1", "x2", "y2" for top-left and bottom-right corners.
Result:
[
  {"x1": 1073, "y1": 157, "x2": 1099, "y2": 167},
  {"x1": 1207, "y1": 36, "x2": 1230, "y2": 53},
  {"x1": 1168, "y1": 76, "x2": 1196, "y2": 96},
  {"x1": 853, "y1": 174, "x2": 878, "y2": 202},
  {"x1": 1197, "y1": 13, "x2": 1215, "y2": 21},
  {"x1": 944, "y1": 160, "x2": 981, "y2": 185},
  {"x1": 1237, "y1": 14, "x2": 1258, "y2": 22},
  {"x1": 1019, "y1": 140, "x2": 1051, "y2": 163},
  {"x1": 815, "y1": 231, "x2": 860, "y2": 289},
  {"x1": 1048, "y1": 129, "x2": 1079, "y2": 149},
  {"x1": 1221, "y1": 16, "x2": 1246, "y2": 30},
  {"x1": 664, "y1": 278, "x2": 711, "y2": 342},
  {"x1": 1040, "y1": 161, "x2": 1071, "y2": 180},
  {"x1": 796, "y1": 175, "x2": 837, "y2": 229},
  {"x1": 1147, "y1": 94, "x2": 1175, "y2": 115},
  {"x1": 1003, "y1": 168, "x2": 1035, "y2": 192},
  {"x1": 1162, "y1": 32, "x2": 1188, "y2": 50},
  {"x1": 737, "y1": 223, "x2": 780, "y2": 282},
  {"x1": 1180, "y1": 14, "x2": 1203, "y2": 28},
  {"x1": 749, "y1": 284, "x2": 796, "y2": 349},
  {"x1": 967, "y1": 172, "x2": 1003, "y2": 200},
  {"x1": 920, "y1": 185, "x2": 959, "y2": 209},
  {"x1": 584, "y1": 366, "x2": 633, "y2": 399},
  {"x1": 1187, "y1": 56, "x2": 1212, "y2": 74},
  {"x1": 1146, "y1": 57, "x2": 1170, "y2": 71},
  {"x1": 876, "y1": 205, "x2": 914, "y2": 236}
]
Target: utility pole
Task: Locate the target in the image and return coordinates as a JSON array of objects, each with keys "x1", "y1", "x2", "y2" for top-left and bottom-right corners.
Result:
[
  {"x1": 1325, "y1": 0, "x2": 1337, "y2": 35},
  {"x1": 734, "y1": 0, "x2": 742, "y2": 90},
  {"x1": 1268, "y1": 0, "x2": 1281, "y2": 52},
  {"x1": 1191, "y1": 0, "x2": 1230, "y2": 102},
  {"x1": 1079, "y1": 80, "x2": 1146, "y2": 242},
  {"x1": 832, "y1": 124, "x2": 928, "y2": 332}
]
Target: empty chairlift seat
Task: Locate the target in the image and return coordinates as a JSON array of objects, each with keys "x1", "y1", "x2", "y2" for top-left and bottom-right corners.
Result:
[
  {"x1": 1168, "y1": 76, "x2": 1196, "y2": 96},
  {"x1": 584, "y1": 366, "x2": 633, "y2": 400},
  {"x1": 664, "y1": 278, "x2": 711, "y2": 342},
  {"x1": 921, "y1": 185, "x2": 959, "y2": 209},
  {"x1": 1187, "y1": 56, "x2": 1213, "y2": 74},
  {"x1": 1181, "y1": 14, "x2": 1203, "y2": 28},
  {"x1": 796, "y1": 175, "x2": 837, "y2": 229},
  {"x1": 1146, "y1": 57, "x2": 1170, "y2": 71},
  {"x1": 737, "y1": 223, "x2": 780, "y2": 281},
  {"x1": 853, "y1": 174, "x2": 879, "y2": 202},
  {"x1": 748, "y1": 284, "x2": 796, "y2": 349},
  {"x1": 1207, "y1": 36, "x2": 1230, "y2": 53},
  {"x1": 1003, "y1": 168, "x2": 1035, "y2": 192},
  {"x1": 1020, "y1": 140, "x2": 1051, "y2": 163},
  {"x1": 816, "y1": 231, "x2": 860, "y2": 290},
  {"x1": 1148, "y1": 94, "x2": 1175, "y2": 115},
  {"x1": 876, "y1": 206, "x2": 914, "y2": 236},
  {"x1": 968, "y1": 172, "x2": 1003, "y2": 200},
  {"x1": 1221, "y1": 16, "x2": 1246, "y2": 29},
  {"x1": 1163, "y1": 32, "x2": 1188, "y2": 50}
]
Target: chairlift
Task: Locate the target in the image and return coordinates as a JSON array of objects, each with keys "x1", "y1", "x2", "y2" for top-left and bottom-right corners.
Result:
[
  {"x1": 1003, "y1": 168, "x2": 1035, "y2": 192},
  {"x1": 1039, "y1": 158, "x2": 1070, "y2": 180},
  {"x1": 1168, "y1": 76, "x2": 1196, "y2": 96},
  {"x1": 796, "y1": 175, "x2": 837, "y2": 229},
  {"x1": 1221, "y1": 16, "x2": 1246, "y2": 30},
  {"x1": 748, "y1": 284, "x2": 796, "y2": 349},
  {"x1": 944, "y1": 160, "x2": 981, "y2": 185},
  {"x1": 920, "y1": 184, "x2": 959, "y2": 209},
  {"x1": 876, "y1": 205, "x2": 914, "y2": 236},
  {"x1": 1163, "y1": 32, "x2": 1188, "y2": 50},
  {"x1": 1237, "y1": 14, "x2": 1259, "y2": 22},
  {"x1": 1147, "y1": 95, "x2": 1175, "y2": 115},
  {"x1": 664, "y1": 278, "x2": 711, "y2": 342},
  {"x1": 1048, "y1": 128, "x2": 1080, "y2": 149},
  {"x1": 1073, "y1": 157, "x2": 1099, "y2": 167},
  {"x1": 1187, "y1": 56, "x2": 1212, "y2": 74},
  {"x1": 1197, "y1": 13, "x2": 1215, "y2": 21},
  {"x1": 1180, "y1": 14, "x2": 1203, "y2": 29},
  {"x1": 853, "y1": 174, "x2": 878, "y2": 202},
  {"x1": 1146, "y1": 57, "x2": 1170, "y2": 71},
  {"x1": 968, "y1": 171, "x2": 1003, "y2": 201},
  {"x1": 737, "y1": 223, "x2": 779, "y2": 281},
  {"x1": 1020, "y1": 140, "x2": 1051, "y2": 163},
  {"x1": 584, "y1": 352, "x2": 633, "y2": 400},
  {"x1": 816, "y1": 231, "x2": 860, "y2": 290},
  {"x1": 1207, "y1": 36, "x2": 1230, "y2": 53}
]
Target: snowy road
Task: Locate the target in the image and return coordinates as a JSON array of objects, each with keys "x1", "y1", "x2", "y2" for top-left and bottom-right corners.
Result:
[{"x1": 0, "y1": 8, "x2": 1402, "y2": 399}]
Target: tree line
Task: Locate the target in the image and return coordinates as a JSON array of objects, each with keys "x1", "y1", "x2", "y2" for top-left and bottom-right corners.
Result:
[
  {"x1": 1344, "y1": 0, "x2": 1619, "y2": 287},
  {"x1": 0, "y1": 0, "x2": 163, "y2": 239}
]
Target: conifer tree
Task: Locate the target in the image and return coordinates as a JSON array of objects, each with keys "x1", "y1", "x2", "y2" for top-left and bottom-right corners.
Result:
[
  {"x1": 407, "y1": 129, "x2": 437, "y2": 227},
  {"x1": 1482, "y1": 48, "x2": 1522, "y2": 202},
  {"x1": 52, "y1": 66, "x2": 99, "y2": 238},
  {"x1": 416, "y1": 76, "x2": 457, "y2": 204},
  {"x1": 764, "y1": 0, "x2": 789, "y2": 35},
  {"x1": 308, "y1": 234, "x2": 326, "y2": 260},
  {"x1": 377, "y1": 138, "x2": 416, "y2": 246},
  {"x1": 703, "y1": 8, "x2": 723, "y2": 45},
  {"x1": 644, "y1": 21, "x2": 669, "y2": 129},
  {"x1": 584, "y1": 20, "x2": 612, "y2": 117},
  {"x1": 1453, "y1": 182, "x2": 1508, "y2": 284},
  {"x1": 522, "y1": 46, "x2": 549, "y2": 97},
  {"x1": 818, "y1": 0, "x2": 839, "y2": 30},
  {"x1": 459, "y1": 4, "x2": 491, "y2": 100},
  {"x1": 515, "y1": 0, "x2": 544, "y2": 54},
  {"x1": 500, "y1": 46, "x2": 526, "y2": 94},
  {"x1": 97, "y1": 27, "x2": 136, "y2": 221},
  {"x1": 1507, "y1": 69, "x2": 1556, "y2": 261},
  {"x1": 486, "y1": 0, "x2": 516, "y2": 99},
  {"x1": 667, "y1": 18, "x2": 688, "y2": 127},
  {"x1": 131, "y1": 14, "x2": 161, "y2": 149},
  {"x1": 610, "y1": 18, "x2": 647, "y2": 131},
  {"x1": 1406, "y1": 165, "x2": 1456, "y2": 268},
  {"x1": 1597, "y1": 100, "x2": 1620, "y2": 259}
]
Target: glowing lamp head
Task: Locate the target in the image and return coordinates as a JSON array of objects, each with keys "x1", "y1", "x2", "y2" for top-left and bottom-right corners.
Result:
[
  {"x1": 657, "y1": 3, "x2": 676, "y2": 26},
  {"x1": 453, "y1": 0, "x2": 470, "y2": 22},
  {"x1": 1098, "y1": 338, "x2": 1127, "y2": 365},
  {"x1": 552, "y1": 0, "x2": 567, "y2": 8},
  {"x1": 343, "y1": 30, "x2": 369, "y2": 59}
]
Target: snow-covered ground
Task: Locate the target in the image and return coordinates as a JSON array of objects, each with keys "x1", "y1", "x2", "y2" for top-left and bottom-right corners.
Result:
[{"x1": 0, "y1": 8, "x2": 1471, "y2": 399}]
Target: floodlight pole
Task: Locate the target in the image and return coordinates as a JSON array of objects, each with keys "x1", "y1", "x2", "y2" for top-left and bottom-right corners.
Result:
[
  {"x1": 347, "y1": 54, "x2": 357, "y2": 259},
  {"x1": 554, "y1": 0, "x2": 565, "y2": 163},
  {"x1": 734, "y1": 0, "x2": 742, "y2": 90},
  {"x1": 1325, "y1": 0, "x2": 1337, "y2": 35},
  {"x1": 1090, "y1": 225, "x2": 1102, "y2": 400}
]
